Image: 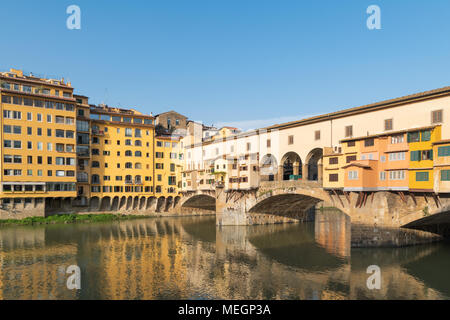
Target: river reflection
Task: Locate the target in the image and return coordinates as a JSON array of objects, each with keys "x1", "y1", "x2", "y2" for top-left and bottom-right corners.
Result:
[{"x1": 0, "y1": 211, "x2": 449, "y2": 300}]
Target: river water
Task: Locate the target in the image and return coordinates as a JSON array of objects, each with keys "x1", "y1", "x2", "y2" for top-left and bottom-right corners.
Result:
[{"x1": 0, "y1": 210, "x2": 449, "y2": 300}]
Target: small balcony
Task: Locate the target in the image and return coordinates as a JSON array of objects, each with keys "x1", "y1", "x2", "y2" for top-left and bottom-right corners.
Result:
[{"x1": 92, "y1": 129, "x2": 105, "y2": 136}]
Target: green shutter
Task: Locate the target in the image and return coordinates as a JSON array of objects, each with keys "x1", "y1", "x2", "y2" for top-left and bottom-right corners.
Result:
[
  {"x1": 416, "y1": 172, "x2": 429, "y2": 182},
  {"x1": 421, "y1": 130, "x2": 431, "y2": 142},
  {"x1": 438, "y1": 146, "x2": 450, "y2": 157},
  {"x1": 442, "y1": 170, "x2": 450, "y2": 181},
  {"x1": 410, "y1": 150, "x2": 420, "y2": 161}
]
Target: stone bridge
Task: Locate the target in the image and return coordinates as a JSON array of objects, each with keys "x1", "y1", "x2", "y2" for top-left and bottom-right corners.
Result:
[{"x1": 177, "y1": 180, "x2": 450, "y2": 236}]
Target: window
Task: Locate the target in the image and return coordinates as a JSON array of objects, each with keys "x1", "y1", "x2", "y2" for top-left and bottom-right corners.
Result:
[
  {"x1": 388, "y1": 152, "x2": 406, "y2": 161},
  {"x1": 20, "y1": 97, "x2": 31, "y2": 107},
  {"x1": 348, "y1": 171, "x2": 358, "y2": 180},
  {"x1": 364, "y1": 139, "x2": 374, "y2": 147},
  {"x1": 1, "y1": 95, "x2": 11, "y2": 103},
  {"x1": 247, "y1": 143, "x2": 251, "y2": 151},
  {"x1": 125, "y1": 128, "x2": 132, "y2": 137},
  {"x1": 438, "y1": 146, "x2": 450, "y2": 157},
  {"x1": 345, "y1": 125, "x2": 353, "y2": 137},
  {"x1": 384, "y1": 119, "x2": 393, "y2": 131},
  {"x1": 27, "y1": 112, "x2": 32, "y2": 121},
  {"x1": 346, "y1": 155, "x2": 357, "y2": 163},
  {"x1": 416, "y1": 171, "x2": 429, "y2": 182},
  {"x1": 3, "y1": 110, "x2": 21, "y2": 119},
  {"x1": 391, "y1": 134, "x2": 404, "y2": 144},
  {"x1": 315, "y1": 130, "x2": 321, "y2": 141},
  {"x1": 380, "y1": 171, "x2": 386, "y2": 181},
  {"x1": 421, "y1": 130, "x2": 431, "y2": 142},
  {"x1": 407, "y1": 131, "x2": 420, "y2": 143},
  {"x1": 266, "y1": 139, "x2": 271, "y2": 148},
  {"x1": 347, "y1": 141, "x2": 355, "y2": 147},
  {"x1": 441, "y1": 170, "x2": 450, "y2": 181},
  {"x1": 390, "y1": 170, "x2": 406, "y2": 180},
  {"x1": 135, "y1": 129, "x2": 141, "y2": 137},
  {"x1": 288, "y1": 135, "x2": 294, "y2": 145},
  {"x1": 329, "y1": 157, "x2": 339, "y2": 165},
  {"x1": 432, "y1": 110, "x2": 443, "y2": 124},
  {"x1": 329, "y1": 174, "x2": 339, "y2": 182},
  {"x1": 56, "y1": 130, "x2": 65, "y2": 137},
  {"x1": 421, "y1": 149, "x2": 433, "y2": 160}
]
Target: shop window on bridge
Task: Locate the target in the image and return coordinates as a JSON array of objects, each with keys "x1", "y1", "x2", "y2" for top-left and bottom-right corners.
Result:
[
  {"x1": 441, "y1": 170, "x2": 450, "y2": 181},
  {"x1": 364, "y1": 138, "x2": 375, "y2": 147},
  {"x1": 407, "y1": 131, "x2": 420, "y2": 143},
  {"x1": 348, "y1": 171, "x2": 358, "y2": 180},
  {"x1": 421, "y1": 130, "x2": 431, "y2": 142},
  {"x1": 438, "y1": 146, "x2": 450, "y2": 157},
  {"x1": 416, "y1": 172, "x2": 429, "y2": 182}
]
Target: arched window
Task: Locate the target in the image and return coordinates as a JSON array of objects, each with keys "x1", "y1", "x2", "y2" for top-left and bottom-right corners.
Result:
[
  {"x1": 125, "y1": 162, "x2": 132, "y2": 169},
  {"x1": 135, "y1": 140, "x2": 142, "y2": 146},
  {"x1": 125, "y1": 150, "x2": 132, "y2": 157},
  {"x1": 135, "y1": 151, "x2": 142, "y2": 157},
  {"x1": 135, "y1": 162, "x2": 142, "y2": 169},
  {"x1": 125, "y1": 175, "x2": 132, "y2": 184},
  {"x1": 135, "y1": 175, "x2": 142, "y2": 184}
]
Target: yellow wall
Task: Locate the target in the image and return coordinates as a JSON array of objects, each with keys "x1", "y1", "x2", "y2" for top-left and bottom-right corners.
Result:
[
  {"x1": 89, "y1": 119, "x2": 155, "y2": 199},
  {"x1": 155, "y1": 137, "x2": 181, "y2": 197},
  {"x1": 0, "y1": 82, "x2": 77, "y2": 199},
  {"x1": 408, "y1": 126, "x2": 441, "y2": 191}
]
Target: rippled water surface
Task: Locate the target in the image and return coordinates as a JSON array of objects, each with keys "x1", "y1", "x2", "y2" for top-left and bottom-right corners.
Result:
[{"x1": 0, "y1": 210, "x2": 449, "y2": 300}]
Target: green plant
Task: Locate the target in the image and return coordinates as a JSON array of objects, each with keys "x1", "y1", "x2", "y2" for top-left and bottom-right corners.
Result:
[{"x1": 423, "y1": 206, "x2": 430, "y2": 217}]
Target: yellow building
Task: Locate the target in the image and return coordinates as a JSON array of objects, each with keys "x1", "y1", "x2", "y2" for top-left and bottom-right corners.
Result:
[
  {"x1": 433, "y1": 139, "x2": 450, "y2": 193},
  {"x1": 408, "y1": 126, "x2": 441, "y2": 192},
  {"x1": 88, "y1": 105, "x2": 156, "y2": 205},
  {"x1": 155, "y1": 135, "x2": 182, "y2": 198},
  {"x1": 0, "y1": 68, "x2": 77, "y2": 214}
]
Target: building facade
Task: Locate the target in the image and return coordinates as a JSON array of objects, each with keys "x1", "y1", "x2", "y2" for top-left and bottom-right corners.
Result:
[{"x1": 0, "y1": 69, "x2": 182, "y2": 218}]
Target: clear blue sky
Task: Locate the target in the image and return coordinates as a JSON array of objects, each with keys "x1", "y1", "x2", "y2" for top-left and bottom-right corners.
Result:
[{"x1": 1, "y1": 0, "x2": 450, "y2": 129}]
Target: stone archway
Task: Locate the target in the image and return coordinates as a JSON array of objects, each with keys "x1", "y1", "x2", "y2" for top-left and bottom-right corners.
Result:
[
  {"x1": 305, "y1": 148, "x2": 323, "y2": 181},
  {"x1": 280, "y1": 152, "x2": 302, "y2": 181},
  {"x1": 111, "y1": 196, "x2": 120, "y2": 211}
]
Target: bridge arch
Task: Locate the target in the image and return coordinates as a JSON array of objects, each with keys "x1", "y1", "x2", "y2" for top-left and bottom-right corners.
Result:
[
  {"x1": 180, "y1": 194, "x2": 216, "y2": 211},
  {"x1": 248, "y1": 185, "x2": 350, "y2": 220},
  {"x1": 280, "y1": 152, "x2": 302, "y2": 181}
]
